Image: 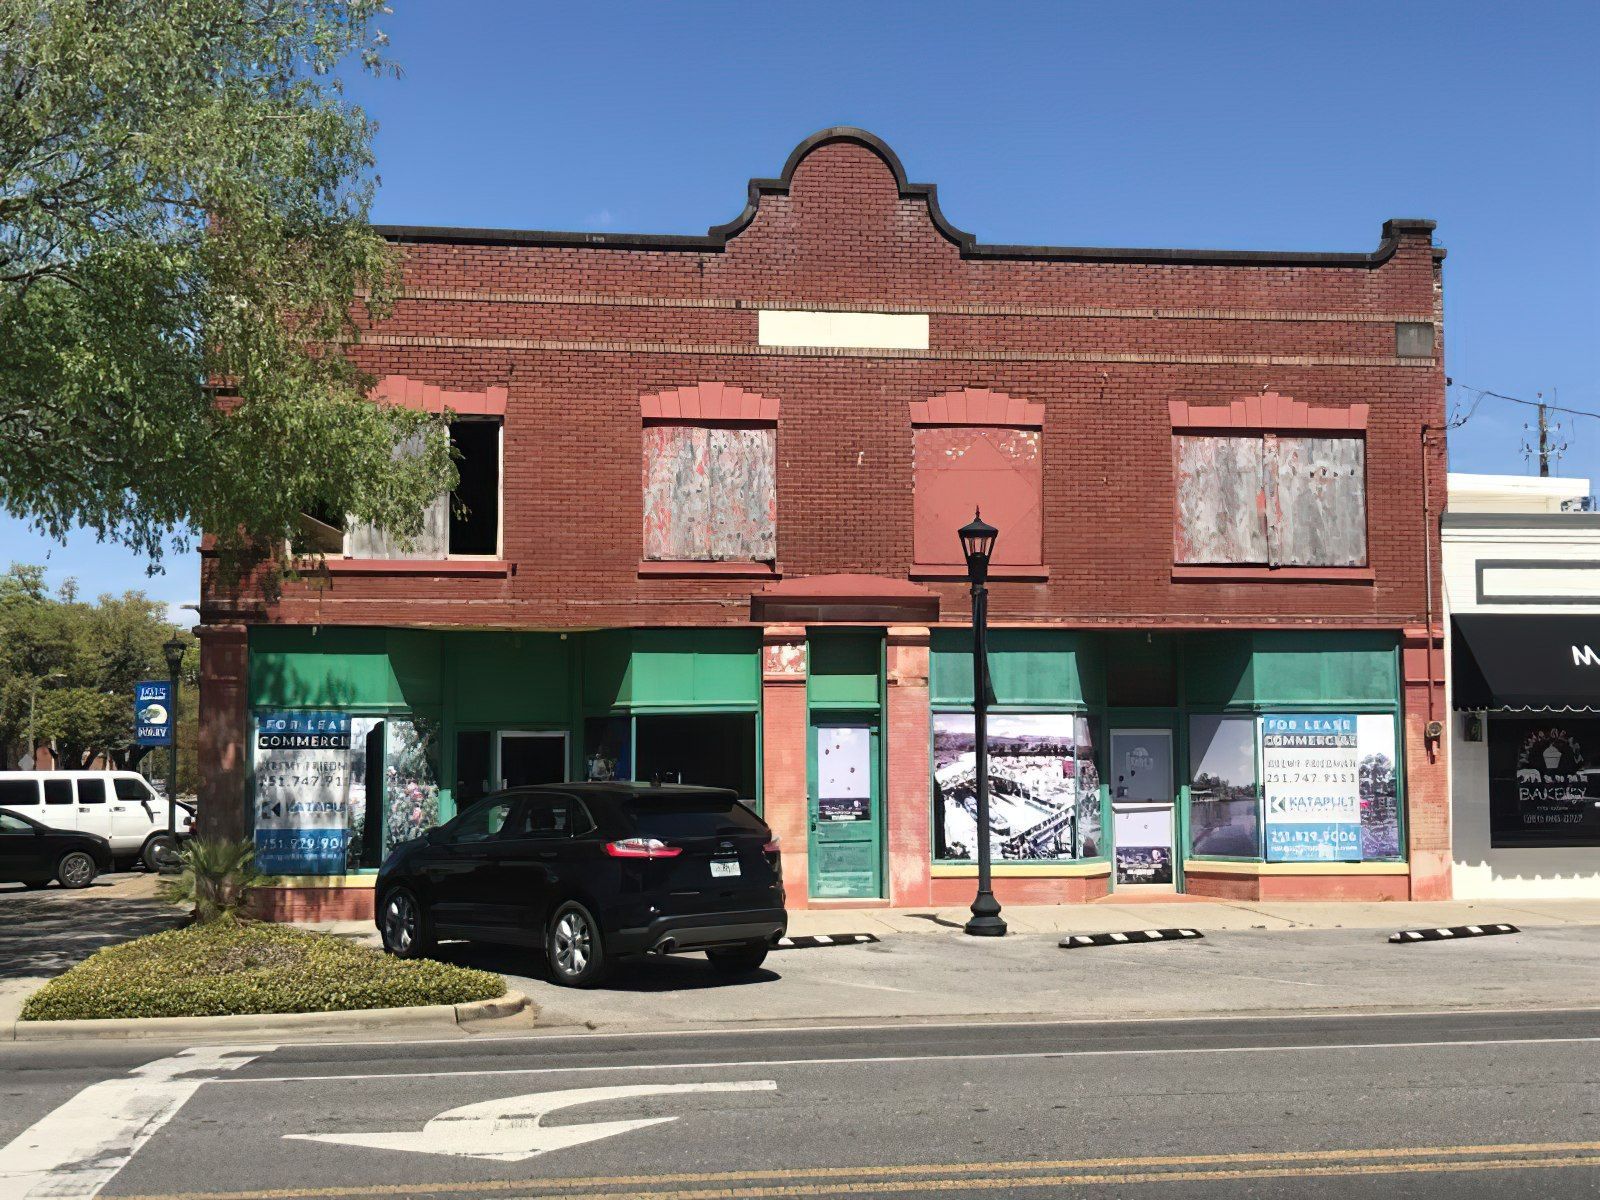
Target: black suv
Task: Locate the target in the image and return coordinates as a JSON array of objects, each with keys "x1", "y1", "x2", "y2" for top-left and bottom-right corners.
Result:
[{"x1": 375, "y1": 782, "x2": 787, "y2": 987}]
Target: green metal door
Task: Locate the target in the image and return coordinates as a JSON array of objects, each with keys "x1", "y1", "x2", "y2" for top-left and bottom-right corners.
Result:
[{"x1": 808, "y1": 718, "x2": 883, "y2": 899}]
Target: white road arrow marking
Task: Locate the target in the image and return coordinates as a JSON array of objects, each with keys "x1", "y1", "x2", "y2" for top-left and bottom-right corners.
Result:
[
  {"x1": 285, "y1": 1080, "x2": 777, "y2": 1162},
  {"x1": 0, "y1": 1044, "x2": 276, "y2": 1199}
]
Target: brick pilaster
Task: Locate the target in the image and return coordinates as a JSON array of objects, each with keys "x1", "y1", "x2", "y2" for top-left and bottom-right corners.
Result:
[
  {"x1": 197, "y1": 623, "x2": 252, "y2": 843},
  {"x1": 885, "y1": 625, "x2": 933, "y2": 905},
  {"x1": 1402, "y1": 625, "x2": 1450, "y2": 899},
  {"x1": 761, "y1": 625, "x2": 810, "y2": 907}
]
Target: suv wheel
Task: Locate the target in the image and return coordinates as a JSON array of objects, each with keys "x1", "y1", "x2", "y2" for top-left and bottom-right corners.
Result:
[
  {"x1": 56, "y1": 851, "x2": 98, "y2": 890},
  {"x1": 707, "y1": 943, "x2": 770, "y2": 975},
  {"x1": 379, "y1": 887, "x2": 434, "y2": 959},
  {"x1": 142, "y1": 833, "x2": 181, "y2": 873},
  {"x1": 546, "y1": 900, "x2": 609, "y2": 988}
]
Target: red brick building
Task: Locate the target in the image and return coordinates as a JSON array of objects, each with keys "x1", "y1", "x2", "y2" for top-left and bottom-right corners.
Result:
[{"x1": 198, "y1": 128, "x2": 1449, "y2": 920}]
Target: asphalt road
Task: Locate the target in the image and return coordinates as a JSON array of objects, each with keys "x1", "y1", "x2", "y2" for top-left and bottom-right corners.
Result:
[{"x1": 2, "y1": 1006, "x2": 1597, "y2": 1199}]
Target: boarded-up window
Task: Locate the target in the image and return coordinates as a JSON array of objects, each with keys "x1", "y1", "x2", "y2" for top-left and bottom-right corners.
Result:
[
  {"x1": 642, "y1": 425, "x2": 776, "y2": 561},
  {"x1": 1174, "y1": 434, "x2": 1366, "y2": 567},
  {"x1": 913, "y1": 427, "x2": 1043, "y2": 566}
]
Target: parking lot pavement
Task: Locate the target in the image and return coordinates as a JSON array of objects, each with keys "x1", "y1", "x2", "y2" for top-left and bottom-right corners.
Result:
[
  {"x1": 400, "y1": 921, "x2": 1600, "y2": 1032},
  {"x1": 0, "y1": 873, "x2": 184, "y2": 1023}
]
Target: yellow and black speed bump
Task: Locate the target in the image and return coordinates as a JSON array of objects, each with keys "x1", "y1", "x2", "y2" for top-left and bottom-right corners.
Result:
[
  {"x1": 1059, "y1": 928, "x2": 1204, "y2": 948},
  {"x1": 1389, "y1": 923, "x2": 1518, "y2": 944}
]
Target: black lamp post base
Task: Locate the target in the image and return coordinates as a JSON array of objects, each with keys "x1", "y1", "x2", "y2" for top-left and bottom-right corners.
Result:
[{"x1": 965, "y1": 890, "x2": 1008, "y2": 937}]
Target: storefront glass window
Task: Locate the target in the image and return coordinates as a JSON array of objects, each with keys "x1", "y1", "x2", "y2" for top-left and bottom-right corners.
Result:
[
  {"x1": 382, "y1": 717, "x2": 442, "y2": 859},
  {"x1": 1486, "y1": 715, "x2": 1600, "y2": 848},
  {"x1": 633, "y1": 712, "x2": 757, "y2": 805},
  {"x1": 933, "y1": 712, "x2": 1083, "y2": 862},
  {"x1": 1189, "y1": 715, "x2": 1260, "y2": 857}
]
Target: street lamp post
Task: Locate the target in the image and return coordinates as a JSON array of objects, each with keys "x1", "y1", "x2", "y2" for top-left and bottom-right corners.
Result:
[
  {"x1": 162, "y1": 637, "x2": 186, "y2": 844},
  {"x1": 960, "y1": 510, "x2": 1007, "y2": 938}
]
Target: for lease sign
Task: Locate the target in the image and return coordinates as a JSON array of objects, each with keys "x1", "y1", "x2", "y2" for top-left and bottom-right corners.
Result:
[
  {"x1": 253, "y1": 711, "x2": 353, "y2": 874},
  {"x1": 1261, "y1": 713, "x2": 1360, "y2": 863}
]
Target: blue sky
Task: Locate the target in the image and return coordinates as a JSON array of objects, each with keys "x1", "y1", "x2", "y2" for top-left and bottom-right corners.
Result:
[{"x1": 4, "y1": 0, "x2": 1596, "y2": 615}]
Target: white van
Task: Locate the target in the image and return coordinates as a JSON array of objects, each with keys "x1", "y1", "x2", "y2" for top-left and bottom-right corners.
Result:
[{"x1": 0, "y1": 771, "x2": 193, "y2": 871}]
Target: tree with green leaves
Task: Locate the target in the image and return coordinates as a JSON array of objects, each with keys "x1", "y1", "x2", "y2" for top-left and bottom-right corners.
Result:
[
  {"x1": 1, "y1": 0, "x2": 452, "y2": 572},
  {"x1": 0, "y1": 563, "x2": 197, "y2": 784}
]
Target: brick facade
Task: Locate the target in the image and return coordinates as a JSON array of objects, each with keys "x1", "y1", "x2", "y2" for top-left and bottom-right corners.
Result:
[{"x1": 202, "y1": 128, "x2": 1449, "y2": 911}]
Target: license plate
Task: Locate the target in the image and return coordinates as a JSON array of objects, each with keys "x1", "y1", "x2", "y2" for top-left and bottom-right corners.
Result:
[{"x1": 710, "y1": 860, "x2": 741, "y2": 878}]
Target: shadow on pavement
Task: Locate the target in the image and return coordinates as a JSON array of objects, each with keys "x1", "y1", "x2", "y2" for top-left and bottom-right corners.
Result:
[
  {"x1": 429, "y1": 939, "x2": 782, "y2": 993},
  {"x1": 0, "y1": 881, "x2": 185, "y2": 980}
]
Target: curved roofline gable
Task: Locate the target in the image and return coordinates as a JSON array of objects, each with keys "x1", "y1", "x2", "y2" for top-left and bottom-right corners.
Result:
[
  {"x1": 376, "y1": 126, "x2": 1441, "y2": 268},
  {"x1": 706, "y1": 126, "x2": 970, "y2": 252}
]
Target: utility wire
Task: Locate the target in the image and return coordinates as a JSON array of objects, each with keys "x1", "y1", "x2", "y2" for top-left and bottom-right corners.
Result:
[{"x1": 1446, "y1": 381, "x2": 1600, "y2": 429}]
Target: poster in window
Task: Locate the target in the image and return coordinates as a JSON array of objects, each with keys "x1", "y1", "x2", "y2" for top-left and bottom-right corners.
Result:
[
  {"x1": 1074, "y1": 716, "x2": 1102, "y2": 858},
  {"x1": 1262, "y1": 713, "x2": 1360, "y2": 862},
  {"x1": 344, "y1": 716, "x2": 384, "y2": 870},
  {"x1": 1357, "y1": 714, "x2": 1401, "y2": 859},
  {"x1": 1113, "y1": 805, "x2": 1174, "y2": 885},
  {"x1": 253, "y1": 711, "x2": 353, "y2": 875},
  {"x1": 933, "y1": 714, "x2": 1077, "y2": 861},
  {"x1": 817, "y1": 725, "x2": 871, "y2": 821},
  {"x1": 1189, "y1": 715, "x2": 1260, "y2": 857},
  {"x1": 383, "y1": 716, "x2": 442, "y2": 857},
  {"x1": 1488, "y1": 717, "x2": 1600, "y2": 847}
]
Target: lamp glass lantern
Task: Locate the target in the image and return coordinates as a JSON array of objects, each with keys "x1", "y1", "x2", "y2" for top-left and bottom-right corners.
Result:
[
  {"x1": 163, "y1": 637, "x2": 187, "y2": 678},
  {"x1": 958, "y1": 512, "x2": 999, "y2": 584}
]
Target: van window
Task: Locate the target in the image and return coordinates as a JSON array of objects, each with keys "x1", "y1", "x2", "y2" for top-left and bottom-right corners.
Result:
[
  {"x1": 44, "y1": 779, "x2": 73, "y2": 805},
  {"x1": 0, "y1": 779, "x2": 41, "y2": 807},
  {"x1": 78, "y1": 778, "x2": 107, "y2": 804},
  {"x1": 114, "y1": 778, "x2": 154, "y2": 802}
]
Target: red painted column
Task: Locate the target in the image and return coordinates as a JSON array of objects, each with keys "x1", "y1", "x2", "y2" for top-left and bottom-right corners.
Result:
[
  {"x1": 762, "y1": 625, "x2": 810, "y2": 908},
  {"x1": 885, "y1": 626, "x2": 933, "y2": 906},
  {"x1": 1402, "y1": 625, "x2": 1451, "y2": 899},
  {"x1": 196, "y1": 623, "x2": 251, "y2": 843}
]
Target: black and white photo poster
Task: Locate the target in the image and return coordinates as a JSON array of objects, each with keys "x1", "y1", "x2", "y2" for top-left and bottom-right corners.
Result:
[{"x1": 933, "y1": 713, "x2": 1078, "y2": 861}]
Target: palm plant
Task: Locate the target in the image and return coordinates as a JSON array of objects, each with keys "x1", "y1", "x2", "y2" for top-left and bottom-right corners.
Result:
[{"x1": 159, "y1": 839, "x2": 276, "y2": 924}]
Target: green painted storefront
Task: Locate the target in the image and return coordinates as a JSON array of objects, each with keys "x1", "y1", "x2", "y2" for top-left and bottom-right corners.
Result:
[{"x1": 248, "y1": 624, "x2": 1406, "y2": 889}]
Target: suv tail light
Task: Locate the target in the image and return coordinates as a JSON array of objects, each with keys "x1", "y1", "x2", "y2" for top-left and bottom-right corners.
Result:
[
  {"x1": 763, "y1": 836, "x2": 781, "y2": 855},
  {"x1": 604, "y1": 837, "x2": 682, "y2": 859}
]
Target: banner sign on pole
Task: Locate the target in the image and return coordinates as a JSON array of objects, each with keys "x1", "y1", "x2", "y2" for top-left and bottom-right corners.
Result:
[
  {"x1": 1261, "y1": 713, "x2": 1360, "y2": 862},
  {"x1": 133, "y1": 680, "x2": 174, "y2": 747},
  {"x1": 253, "y1": 711, "x2": 353, "y2": 874}
]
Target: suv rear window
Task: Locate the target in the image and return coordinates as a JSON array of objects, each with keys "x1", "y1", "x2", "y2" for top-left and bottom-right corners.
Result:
[
  {"x1": 0, "y1": 779, "x2": 41, "y2": 806},
  {"x1": 623, "y1": 792, "x2": 766, "y2": 839}
]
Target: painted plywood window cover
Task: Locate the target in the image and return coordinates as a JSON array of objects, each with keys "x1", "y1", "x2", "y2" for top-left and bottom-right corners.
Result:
[
  {"x1": 643, "y1": 425, "x2": 777, "y2": 562},
  {"x1": 1174, "y1": 434, "x2": 1368, "y2": 568},
  {"x1": 911, "y1": 390, "x2": 1045, "y2": 569},
  {"x1": 640, "y1": 383, "x2": 779, "y2": 565}
]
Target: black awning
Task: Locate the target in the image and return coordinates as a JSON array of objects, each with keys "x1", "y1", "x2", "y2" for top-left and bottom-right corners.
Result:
[{"x1": 1452, "y1": 614, "x2": 1600, "y2": 712}]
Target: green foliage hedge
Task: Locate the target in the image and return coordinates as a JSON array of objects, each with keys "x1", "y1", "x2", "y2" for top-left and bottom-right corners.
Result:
[{"x1": 21, "y1": 924, "x2": 505, "y2": 1021}]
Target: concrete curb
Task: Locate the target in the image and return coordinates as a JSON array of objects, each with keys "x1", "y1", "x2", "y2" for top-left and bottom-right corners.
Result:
[{"x1": 2, "y1": 990, "x2": 534, "y2": 1042}]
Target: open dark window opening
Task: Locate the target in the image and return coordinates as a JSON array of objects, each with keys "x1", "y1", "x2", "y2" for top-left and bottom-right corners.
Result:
[
  {"x1": 633, "y1": 713, "x2": 758, "y2": 805},
  {"x1": 449, "y1": 419, "x2": 500, "y2": 556}
]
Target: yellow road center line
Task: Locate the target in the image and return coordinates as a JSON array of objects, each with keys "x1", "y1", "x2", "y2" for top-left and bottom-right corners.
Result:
[{"x1": 112, "y1": 1142, "x2": 1600, "y2": 1200}]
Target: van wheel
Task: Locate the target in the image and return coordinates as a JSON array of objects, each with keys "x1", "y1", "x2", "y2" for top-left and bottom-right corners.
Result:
[
  {"x1": 707, "y1": 943, "x2": 769, "y2": 975},
  {"x1": 142, "y1": 833, "x2": 181, "y2": 873},
  {"x1": 546, "y1": 900, "x2": 609, "y2": 988},
  {"x1": 57, "y1": 851, "x2": 98, "y2": 890}
]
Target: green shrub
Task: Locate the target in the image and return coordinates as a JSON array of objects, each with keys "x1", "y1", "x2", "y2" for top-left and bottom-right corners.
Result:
[{"x1": 21, "y1": 924, "x2": 505, "y2": 1021}]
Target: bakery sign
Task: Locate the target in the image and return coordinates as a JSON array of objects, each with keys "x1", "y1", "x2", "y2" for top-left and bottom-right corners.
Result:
[{"x1": 1487, "y1": 716, "x2": 1600, "y2": 848}]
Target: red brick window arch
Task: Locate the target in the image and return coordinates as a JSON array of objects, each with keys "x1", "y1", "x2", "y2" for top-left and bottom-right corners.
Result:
[
  {"x1": 640, "y1": 383, "x2": 780, "y2": 567},
  {"x1": 910, "y1": 389, "x2": 1045, "y2": 576}
]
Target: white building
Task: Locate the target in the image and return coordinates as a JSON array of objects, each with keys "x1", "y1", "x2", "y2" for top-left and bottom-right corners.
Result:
[{"x1": 1444, "y1": 472, "x2": 1600, "y2": 898}]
